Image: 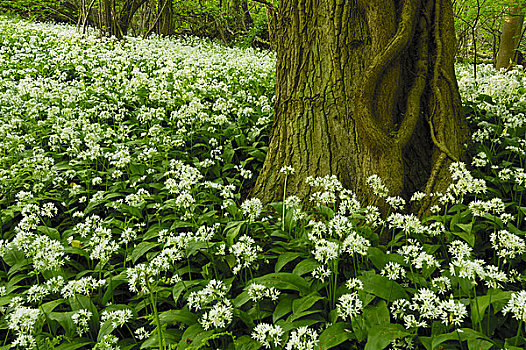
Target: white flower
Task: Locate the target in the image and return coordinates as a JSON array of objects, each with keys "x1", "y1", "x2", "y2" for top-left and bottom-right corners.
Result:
[
  {"x1": 391, "y1": 299, "x2": 411, "y2": 320},
  {"x1": 345, "y1": 278, "x2": 363, "y2": 290},
  {"x1": 366, "y1": 174, "x2": 389, "y2": 197},
  {"x1": 280, "y1": 166, "x2": 295, "y2": 175},
  {"x1": 502, "y1": 290, "x2": 526, "y2": 322},
  {"x1": 229, "y1": 235, "x2": 262, "y2": 275},
  {"x1": 240, "y1": 198, "x2": 263, "y2": 221},
  {"x1": 199, "y1": 300, "x2": 233, "y2": 330},
  {"x1": 337, "y1": 292, "x2": 363, "y2": 320},
  {"x1": 490, "y1": 229, "x2": 526, "y2": 260},
  {"x1": 251, "y1": 323, "x2": 284, "y2": 348},
  {"x1": 286, "y1": 326, "x2": 319, "y2": 350},
  {"x1": 6, "y1": 306, "x2": 41, "y2": 333},
  {"x1": 101, "y1": 309, "x2": 133, "y2": 328},
  {"x1": 247, "y1": 283, "x2": 280, "y2": 302},
  {"x1": 72, "y1": 309, "x2": 92, "y2": 336},
  {"x1": 341, "y1": 231, "x2": 370, "y2": 256},
  {"x1": 313, "y1": 239, "x2": 340, "y2": 264},
  {"x1": 439, "y1": 299, "x2": 467, "y2": 326},
  {"x1": 134, "y1": 327, "x2": 150, "y2": 340},
  {"x1": 311, "y1": 265, "x2": 331, "y2": 282},
  {"x1": 381, "y1": 261, "x2": 406, "y2": 281},
  {"x1": 403, "y1": 314, "x2": 427, "y2": 329},
  {"x1": 431, "y1": 276, "x2": 451, "y2": 295},
  {"x1": 188, "y1": 279, "x2": 228, "y2": 310}
]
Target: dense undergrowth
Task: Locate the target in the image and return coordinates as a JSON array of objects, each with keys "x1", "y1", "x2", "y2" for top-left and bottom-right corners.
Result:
[{"x1": 0, "y1": 17, "x2": 525, "y2": 350}]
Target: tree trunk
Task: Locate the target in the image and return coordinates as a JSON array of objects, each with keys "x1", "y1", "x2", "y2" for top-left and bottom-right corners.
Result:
[
  {"x1": 253, "y1": 0, "x2": 469, "y2": 213},
  {"x1": 496, "y1": 4, "x2": 525, "y2": 70},
  {"x1": 158, "y1": 0, "x2": 173, "y2": 35}
]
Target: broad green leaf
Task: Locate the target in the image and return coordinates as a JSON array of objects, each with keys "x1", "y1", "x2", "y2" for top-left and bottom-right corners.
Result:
[
  {"x1": 452, "y1": 222, "x2": 475, "y2": 247},
  {"x1": 233, "y1": 290, "x2": 250, "y2": 307},
  {"x1": 292, "y1": 258, "x2": 320, "y2": 276},
  {"x1": 275, "y1": 252, "x2": 303, "y2": 272},
  {"x1": 225, "y1": 221, "x2": 244, "y2": 246},
  {"x1": 470, "y1": 289, "x2": 511, "y2": 325},
  {"x1": 177, "y1": 324, "x2": 214, "y2": 350},
  {"x1": 172, "y1": 280, "x2": 201, "y2": 303},
  {"x1": 365, "y1": 324, "x2": 409, "y2": 350},
  {"x1": 48, "y1": 311, "x2": 76, "y2": 338},
  {"x1": 130, "y1": 241, "x2": 160, "y2": 263},
  {"x1": 97, "y1": 319, "x2": 118, "y2": 342},
  {"x1": 54, "y1": 341, "x2": 93, "y2": 350},
  {"x1": 37, "y1": 226, "x2": 60, "y2": 240},
  {"x1": 273, "y1": 296, "x2": 293, "y2": 322},
  {"x1": 292, "y1": 293, "x2": 324, "y2": 316},
  {"x1": 360, "y1": 271, "x2": 407, "y2": 302},
  {"x1": 363, "y1": 300, "x2": 390, "y2": 326},
  {"x1": 319, "y1": 322, "x2": 352, "y2": 350},
  {"x1": 232, "y1": 335, "x2": 260, "y2": 350},
  {"x1": 467, "y1": 338, "x2": 494, "y2": 350},
  {"x1": 141, "y1": 328, "x2": 181, "y2": 349},
  {"x1": 159, "y1": 308, "x2": 197, "y2": 326},
  {"x1": 251, "y1": 273, "x2": 312, "y2": 295},
  {"x1": 431, "y1": 328, "x2": 493, "y2": 349}
]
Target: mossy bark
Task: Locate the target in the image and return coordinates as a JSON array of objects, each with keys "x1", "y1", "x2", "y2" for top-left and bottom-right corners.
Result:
[
  {"x1": 496, "y1": 4, "x2": 524, "y2": 70},
  {"x1": 253, "y1": 0, "x2": 469, "y2": 212}
]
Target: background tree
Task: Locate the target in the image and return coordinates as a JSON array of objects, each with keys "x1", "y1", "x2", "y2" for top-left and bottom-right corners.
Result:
[
  {"x1": 496, "y1": 2, "x2": 525, "y2": 69},
  {"x1": 253, "y1": 0, "x2": 470, "y2": 213}
]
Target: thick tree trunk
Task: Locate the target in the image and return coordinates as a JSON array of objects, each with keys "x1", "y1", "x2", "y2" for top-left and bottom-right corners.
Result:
[
  {"x1": 496, "y1": 4, "x2": 524, "y2": 70},
  {"x1": 253, "y1": 0, "x2": 469, "y2": 212}
]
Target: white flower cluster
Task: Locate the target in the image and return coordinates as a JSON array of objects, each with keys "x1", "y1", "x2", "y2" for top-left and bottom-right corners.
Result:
[
  {"x1": 247, "y1": 283, "x2": 281, "y2": 302},
  {"x1": 187, "y1": 280, "x2": 233, "y2": 330},
  {"x1": 391, "y1": 288, "x2": 467, "y2": 329},
  {"x1": 229, "y1": 235, "x2": 262, "y2": 275},
  {"x1": 251, "y1": 323, "x2": 284, "y2": 348}
]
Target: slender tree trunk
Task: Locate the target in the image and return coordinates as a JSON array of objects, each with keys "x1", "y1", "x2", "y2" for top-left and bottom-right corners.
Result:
[
  {"x1": 253, "y1": 0, "x2": 469, "y2": 214},
  {"x1": 496, "y1": 4, "x2": 525, "y2": 70},
  {"x1": 155, "y1": 0, "x2": 173, "y2": 35}
]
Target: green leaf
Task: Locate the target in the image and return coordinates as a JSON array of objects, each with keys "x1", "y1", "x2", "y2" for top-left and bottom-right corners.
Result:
[
  {"x1": 251, "y1": 273, "x2": 312, "y2": 295},
  {"x1": 275, "y1": 252, "x2": 303, "y2": 273},
  {"x1": 431, "y1": 328, "x2": 493, "y2": 349},
  {"x1": 360, "y1": 272, "x2": 407, "y2": 302},
  {"x1": 225, "y1": 221, "x2": 244, "y2": 246},
  {"x1": 37, "y1": 226, "x2": 60, "y2": 240},
  {"x1": 159, "y1": 307, "x2": 197, "y2": 326},
  {"x1": 319, "y1": 322, "x2": 352, "y2": 350},
  {"x1": 97, "y1": 319, "x2": 118, "y2": 342},
  {"x1": 470, "y1": 289, "x2": 511, "y2": 325},
  {"x1": 54, "y1": 341, "x2": 93, "y2": 350},
  {"x1": 173, "y1": 280, "x2": 201, "y2": 303},
  {"x1": 467, "y1": 338, "x2": 494, "y2": 350},
  {"x1": 363, "y1": 300, "x2": 390, "y2": 326},
  {"x1": 130, "y1": 241, "x2": 160, "y2": 263},
  {"x1": 292, "y1": 293, "x2": 324, "y2": 316},
  {"x1": 273, "y1": 296, "x2": 293, "y2": 322},
  {"x1": 233, "y1": 290, "x2": 250, "y2": 308},
  {"x1": 48, "y1": 311, "x2": 76, "y2": 338},
  {"x1": 452, "y1": 222, "x2": 475, "y2": 247},
  {"x1": 292, "y1": 258, "x2": 320, "y2": 276},
  {"x1": 364, "y1": 324, "x2": 409, "y2": 350},
  {"x1": 177, "y1": 324, "x2": 214, "y2": 350},
  {"x1": 232, "y1": 335, "x2": 260, "y2": 350}
]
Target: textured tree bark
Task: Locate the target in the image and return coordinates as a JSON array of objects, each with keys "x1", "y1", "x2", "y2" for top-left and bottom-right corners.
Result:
[
  {"x1": 158, "y1": 0, "x2": 173, "y2": 35},
  {"x1": 496, "y1": 4, "x2": 525, "y2": 70},
  {"x1": 253, "y1": 0, "x2": 470, "y2": 214}
]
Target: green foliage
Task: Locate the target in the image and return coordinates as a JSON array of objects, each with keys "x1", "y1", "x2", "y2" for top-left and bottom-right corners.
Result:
[{"x1": 0, "y1": 0, "x2": 75, "y2": 23}]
